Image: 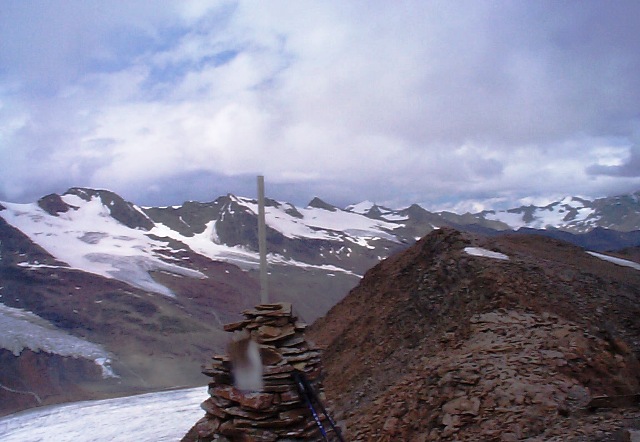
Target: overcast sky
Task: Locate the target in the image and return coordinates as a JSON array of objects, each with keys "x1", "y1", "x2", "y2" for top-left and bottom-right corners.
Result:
[{"x1": 1, "y1": 1, "x2": 639, "y2": 212}]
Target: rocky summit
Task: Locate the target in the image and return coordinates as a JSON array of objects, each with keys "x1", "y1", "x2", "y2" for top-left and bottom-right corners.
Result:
[{"x1": 308, "y1": 228, "x2": 640, "y2": 441}]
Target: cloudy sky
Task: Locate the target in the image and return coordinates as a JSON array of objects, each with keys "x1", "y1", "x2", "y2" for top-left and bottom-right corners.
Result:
[{"x1": 1, "y1": 1, "x2": 639, "y2": 212}]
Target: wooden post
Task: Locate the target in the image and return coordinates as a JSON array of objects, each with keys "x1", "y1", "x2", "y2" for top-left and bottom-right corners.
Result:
[{"x1": 257, "y1": 176, "x2": 268, "y2": 304}]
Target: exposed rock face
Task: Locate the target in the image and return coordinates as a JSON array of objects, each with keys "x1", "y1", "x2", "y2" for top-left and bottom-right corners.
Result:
[
  {"x1": 308, "y1": 228, "x2": 640, "y2": 441},
  {"x1": 0, "y1": 349, "x2": 104, "y2": 416},
  {"x1": 186, "y1": 302, "x2": 340, "y2": 441},
  {"x1": 37, "y1": 193, "x2": 75, "y2": 216}
]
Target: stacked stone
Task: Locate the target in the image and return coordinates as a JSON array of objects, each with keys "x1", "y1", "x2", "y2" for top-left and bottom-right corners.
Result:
[{"x1": 194, "y1": 302, "x2": 330, "y2": 442}]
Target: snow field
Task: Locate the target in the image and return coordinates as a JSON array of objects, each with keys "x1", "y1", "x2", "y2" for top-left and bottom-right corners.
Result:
[{"x1": 0, "y1": 387, "x2": 206, "y2": 442}]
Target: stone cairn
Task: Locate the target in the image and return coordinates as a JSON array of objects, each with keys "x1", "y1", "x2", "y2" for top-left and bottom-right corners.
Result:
[{"x1": 193, "y1": 302, "x2": 333, "y2": 441}]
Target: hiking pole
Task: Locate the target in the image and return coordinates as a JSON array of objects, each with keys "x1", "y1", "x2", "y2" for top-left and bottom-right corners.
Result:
[
  {"x1": 293, "y1": 371, "x2": 329, "y2": 441},
  {"x1": 302, "y1": 374, "x2": 346, "y2": 442},
  {"x1": 293, "y1": 371, "x2": 346, "y2": 442}
]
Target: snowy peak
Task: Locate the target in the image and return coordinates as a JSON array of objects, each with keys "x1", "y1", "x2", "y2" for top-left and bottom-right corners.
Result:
[
  {"x1": 345, "y1": 200, "x2": 375, "y2": 214},
  {"x1": 590, "y1": 191, "x2": 640, "y2": 231},
  {"x1": 35, "y1": 188, "x2": 154, "y2": 231},
  {"x1": 347, "y1": 202, "x2": 400, "y2": 222},
  {"x1": 63, "y1": 188, "x2": 155, "y2": 230},
  {"x1": 142, "y1": 199, "x2": 222, "y2": 237}
]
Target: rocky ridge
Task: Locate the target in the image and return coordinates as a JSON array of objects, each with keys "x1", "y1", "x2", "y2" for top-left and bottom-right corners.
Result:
[{"x1": 308, "y1": 228, "x2": 640, "y2": 441}]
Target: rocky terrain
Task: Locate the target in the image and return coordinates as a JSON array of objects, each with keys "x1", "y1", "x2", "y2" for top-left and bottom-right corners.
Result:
[{"x1": 308, "y1": 228, "x2": 640, "y2": 441}]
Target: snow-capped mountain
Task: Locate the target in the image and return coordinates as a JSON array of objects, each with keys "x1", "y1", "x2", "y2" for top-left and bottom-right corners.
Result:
[
  {"x1": 0, "y1": 187, "x2": 413, "y2": 416},
  {"x1": 1, "y1": 187, "x2": 639, "y2": 417},
  {"x1": 5, "y1": 188, "x2": 639, "y2": 298},
  {"x1": 472, "y1": 192, "x2": 640, "y2": 232}
]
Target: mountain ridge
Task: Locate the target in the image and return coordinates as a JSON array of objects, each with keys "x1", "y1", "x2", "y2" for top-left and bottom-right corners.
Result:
[
  {"x1": 307, "y1": 227, "x2": 640, "y2": 440},
  {"x1": 1, "y1": 187, "x2": 640, "y2": 418}
]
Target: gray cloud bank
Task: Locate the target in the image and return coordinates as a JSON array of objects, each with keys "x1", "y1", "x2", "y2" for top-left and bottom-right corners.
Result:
[{"x1": 1, "y1": 0, "x2": 639, "y2": 211}]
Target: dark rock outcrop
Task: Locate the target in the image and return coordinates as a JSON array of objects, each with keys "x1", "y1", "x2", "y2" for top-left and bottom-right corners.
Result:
[{"x1": 0, "y1": 349, "x2": 104, "y2": 416}]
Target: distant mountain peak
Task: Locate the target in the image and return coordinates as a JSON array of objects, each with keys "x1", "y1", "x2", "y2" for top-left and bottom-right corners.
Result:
[
  {"x1": 307, "y1": 197, "x2": 338, "y2": 212},
  {"x1": 346, "y1": 200, "x2": 375, "y2": 214},
  {"x1": 60, "y1": 187, "x2": 155, "y2": 230},
  {"x1": 65, "y1": 187, "x2": 119, "y2": 201}
]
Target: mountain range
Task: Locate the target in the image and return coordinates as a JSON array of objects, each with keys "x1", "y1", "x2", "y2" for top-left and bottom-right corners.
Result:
[{"x1": 1, "y1": 187, "x2": 639, "y2": 417}]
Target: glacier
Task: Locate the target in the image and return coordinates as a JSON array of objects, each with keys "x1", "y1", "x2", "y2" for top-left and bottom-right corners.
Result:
[{"x1": 0, "y1": 387, "x2": 205, "y2": 442}]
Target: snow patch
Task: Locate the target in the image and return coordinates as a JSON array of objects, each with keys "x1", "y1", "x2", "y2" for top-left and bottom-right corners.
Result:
[
  {"x1": 0, "y1": 303, "x2": 116, "y2": 377},
  {"x1": 464, "y1": 247, "x2": 509, "y2": 261},
  {"x1": 150, "y1": 222, "x2": 260, "y2": 270},
  {"x1": 17, "y1": 262, "x2": 69, "y2": 270},
  {"x1": 345, "y1": 200, "x2": 375, "y2": 213},
  {"x1": 267, "y1": 253, "x2": 362, "y2": 277},
  {"x1": 587, "y1": 251, "x2": 640, "y2": 271}
]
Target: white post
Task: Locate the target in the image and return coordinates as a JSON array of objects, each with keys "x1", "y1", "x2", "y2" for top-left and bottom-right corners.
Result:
[{"x1": 257, "y1": 176, "x2": 268, "y2": 304}]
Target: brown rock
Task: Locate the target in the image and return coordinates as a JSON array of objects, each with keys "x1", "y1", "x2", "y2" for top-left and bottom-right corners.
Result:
[
  {"x1": 223, "y1": 320, "x2": 250, "y2": 332},
  {"x1": 185, "y1": 301, "x2": 333, "y2": 441},
  {"x1": 278, "y1": 388, "x2": 301, "y2": 404},
  {"x1": 257, "y1": 324, "x2": 296, "y2": 343},
  {"x1": 278, "y1": 407, "x2": 309, "y2": 424},
  {"x1": 195, "y1": 416, "x2": 221, "y2": 437},
  {"x1": 225, "y1": 406, "x2": 275, "y2": 420},
  {"x1": 442, "y1": 396, "x2": 481, "y2": 416},
  {"x1": 383, "y1": 416, "x2": 400, "y2": 435},
  {"x1": 200, "y1": 398, "x2": 228, "y2": 419},
  {"x1": 259, "y1": 346, "x2": 284, "y2": 365},
  {"x1": 237, "y1": 391, "x2": 275, "y2": 410}
]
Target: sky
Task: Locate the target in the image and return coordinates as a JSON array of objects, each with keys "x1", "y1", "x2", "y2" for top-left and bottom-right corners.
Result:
[{"x1": 1, "y1": 0, "x2": 640, "y2": 212}]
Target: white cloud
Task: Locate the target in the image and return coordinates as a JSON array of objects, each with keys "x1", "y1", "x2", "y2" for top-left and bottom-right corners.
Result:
[{"x1": 1, "y1": 1, "x2": 639, "y2": 209}]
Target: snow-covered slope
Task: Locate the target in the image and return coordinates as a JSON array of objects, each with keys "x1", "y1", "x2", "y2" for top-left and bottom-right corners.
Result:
[
  {"x1": 0, "y1": 387, "x2": 205, "y2": 442},
  {"x1": 475, "y1": 192, "x2": 640, "y2": 233},
  {"x1": 231, "y1": 195, "x2": 401, "y2": 245},
  {"x1": 1, "y1": 195, "x2": 205, "y2": 296},
  {"x1": 0, "y1": 188, "x2": 397, "y2": 416}
]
